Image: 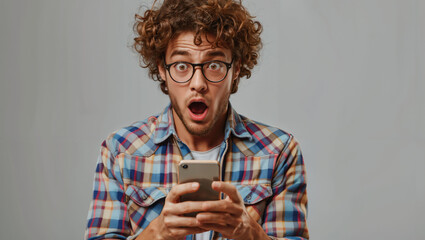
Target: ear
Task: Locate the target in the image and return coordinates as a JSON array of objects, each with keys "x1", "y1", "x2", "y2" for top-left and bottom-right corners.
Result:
[
  {"x1": 233, "y1": 60, "x2": 241, "y2": 80},
  {"x1": 158, "y1": 61, "x2": 167, "y2": 81}
]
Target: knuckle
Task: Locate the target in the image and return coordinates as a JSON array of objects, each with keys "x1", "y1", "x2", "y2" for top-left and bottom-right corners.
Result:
[
  {"x1": 165, "y1": 194, "x2": 174, "y2": 202},
  {"x1": 163, "y1": 217, "x2": 172, "y2": 226},
  {"x1": 225, "y1": 202, "x2": 236, "y2": 212},
  {"x1": 220, "y1": 215, "x2": 229, "y2": 224},
  {"x1": 162, "y1": 205, "x2": 173, "y2": 216},
  {"x1": 162, "y1": 206, "x2": 169, "y2": 213},
  {"x1": 169, "y1": 229, "x2": 181, "y2": 239},
  {"x1": 235, "y1": 207, "x2": 244, "y2": 215},
  {"x1": 222, "y1": 203, "x2": 230, "y2": 211}
]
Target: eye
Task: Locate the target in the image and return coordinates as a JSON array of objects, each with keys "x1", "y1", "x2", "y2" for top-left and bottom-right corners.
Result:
[
  {"x1": 207, "y1": 62, "x2": 223, "y2": 71},
  {"x1": 174, "y1": 62, "x2": 189, "y2": 72}
]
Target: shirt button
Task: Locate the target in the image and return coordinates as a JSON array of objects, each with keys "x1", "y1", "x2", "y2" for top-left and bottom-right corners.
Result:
[{"x1": 142, "y1": 195, "x2": 148, "y2": 200}]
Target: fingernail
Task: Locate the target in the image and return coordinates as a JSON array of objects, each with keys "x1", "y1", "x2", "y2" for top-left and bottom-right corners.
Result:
[{"x1": 192, "y1": 182, "x2": 199, "y2": 188}]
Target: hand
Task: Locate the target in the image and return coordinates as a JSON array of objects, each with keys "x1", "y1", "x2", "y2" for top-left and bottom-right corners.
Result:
[
  {"x1": 195, "y1": 181, "x2": 269, "y2": 240},
  {"x1": 136, "y1": 182, "x2": 207, "y2": 240}
]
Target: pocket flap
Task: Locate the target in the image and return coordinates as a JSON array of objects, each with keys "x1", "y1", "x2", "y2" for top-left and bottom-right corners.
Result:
[
  {"x1": 125, "y1": 185, "x2": 169, "y2": 207},
  {"x1": 236, "y1": 184, "x2": 273, "y2": 205}
]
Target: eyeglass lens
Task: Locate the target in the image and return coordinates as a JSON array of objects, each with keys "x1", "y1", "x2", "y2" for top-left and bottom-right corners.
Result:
[{"x1": 169, "y1": 61, "x2": 228, "y2": 82}]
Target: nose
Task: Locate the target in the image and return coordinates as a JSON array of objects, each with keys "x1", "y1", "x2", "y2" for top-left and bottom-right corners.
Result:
[{"x1": 189, "y1": 66, "x2": 208, "y2": 92}]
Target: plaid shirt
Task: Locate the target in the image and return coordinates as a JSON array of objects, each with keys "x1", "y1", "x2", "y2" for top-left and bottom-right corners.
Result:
[{"x1": 85, "y1": 104, "x2": 309, "y2": 240}]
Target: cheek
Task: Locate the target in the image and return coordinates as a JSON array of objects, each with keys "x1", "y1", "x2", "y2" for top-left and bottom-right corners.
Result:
[
  {"x1": 168, "y1": 85, "x2": 187, "y2": 105},
  {"x1": 213, "y1": 86, "x2": 232, "y2": 104}
]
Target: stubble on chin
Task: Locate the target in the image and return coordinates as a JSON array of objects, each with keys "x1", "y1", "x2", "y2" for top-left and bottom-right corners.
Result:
[{"x1": 171, "y1": 98, "x2": 229, "y2": 138}]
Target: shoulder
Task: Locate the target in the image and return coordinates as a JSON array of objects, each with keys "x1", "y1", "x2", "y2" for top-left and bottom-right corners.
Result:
[
  {"x1": 100, "y1": 115, "x2": 160, "y2": 157},
  {"x1": 235, "y1": 114, "x2": 296, "y2": 156}
]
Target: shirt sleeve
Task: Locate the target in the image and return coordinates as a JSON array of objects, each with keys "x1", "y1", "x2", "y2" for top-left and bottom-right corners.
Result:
[
  {"x1": 85, "y1": 141, "x2": 131, "y2": 240},
  {"x1": 263, "y1": 136, "x2": 309, "y2": 240}
]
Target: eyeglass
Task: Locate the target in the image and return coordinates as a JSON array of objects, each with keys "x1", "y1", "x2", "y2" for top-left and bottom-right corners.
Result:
[{"x1": 164, "y1": 59, "x2": 234, "y2": 83}]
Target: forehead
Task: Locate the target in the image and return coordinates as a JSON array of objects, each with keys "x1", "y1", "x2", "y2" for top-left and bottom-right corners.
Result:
[{"x1": 165, "y1": 32, "x2": 232, "y2": 59}]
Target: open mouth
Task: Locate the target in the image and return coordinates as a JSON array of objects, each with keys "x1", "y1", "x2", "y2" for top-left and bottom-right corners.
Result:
[{"x1": 189, "y1": 101, "x2": 208, "y2": 115}]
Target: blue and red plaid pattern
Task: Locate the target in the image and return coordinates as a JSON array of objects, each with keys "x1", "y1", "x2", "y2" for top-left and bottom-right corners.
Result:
[{"x1": 85, "y1": 104, "x2": 309, "y2": 240}]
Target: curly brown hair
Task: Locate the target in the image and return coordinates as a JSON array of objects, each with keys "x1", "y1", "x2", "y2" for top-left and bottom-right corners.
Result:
[{"x1": 133, "y1": 0, "x2": 262, "y2": 94}]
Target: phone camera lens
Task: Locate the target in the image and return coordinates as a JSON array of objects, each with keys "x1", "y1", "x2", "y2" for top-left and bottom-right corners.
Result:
[{"x1": 182, "y1": 164, "x2": 188, "y2": 169}]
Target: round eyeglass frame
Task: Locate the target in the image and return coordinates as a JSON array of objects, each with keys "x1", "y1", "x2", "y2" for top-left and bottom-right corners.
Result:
[{"x1": 163, "y1": 59, "x2": 234, "y2": 83}]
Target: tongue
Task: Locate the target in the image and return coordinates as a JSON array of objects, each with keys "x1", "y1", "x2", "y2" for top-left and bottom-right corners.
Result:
[{"x1": 189, "y1": 102, "x2": 207, "y2": 115}]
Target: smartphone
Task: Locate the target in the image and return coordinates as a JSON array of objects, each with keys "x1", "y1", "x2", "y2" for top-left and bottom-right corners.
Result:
[{"x1": 178, "y1": 160, "x2": 221, "y2": 204}]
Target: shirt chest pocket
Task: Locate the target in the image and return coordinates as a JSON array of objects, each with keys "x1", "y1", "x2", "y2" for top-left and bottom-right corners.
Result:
[
  {"x1": 125, "y1": 185, "x2": 169, "y2": 206},
  {"x1": 236, "y1": 184, "x2": 273, "y2": 224},
  {"x1": 125, "y1": 185, "x2": 169, "y2": 231}
]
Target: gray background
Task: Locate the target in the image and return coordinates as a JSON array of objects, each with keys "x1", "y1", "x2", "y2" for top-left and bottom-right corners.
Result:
[{"x1": 1, "y1": 0, "x2": 424, "y2": 239}]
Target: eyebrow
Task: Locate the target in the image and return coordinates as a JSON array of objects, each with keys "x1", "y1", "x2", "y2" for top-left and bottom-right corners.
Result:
[{"x1": 206, "y1": 51, "x2": 226, "y2": 58}]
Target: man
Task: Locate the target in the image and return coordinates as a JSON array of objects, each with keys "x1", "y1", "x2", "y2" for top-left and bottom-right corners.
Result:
[{"x1": 85, "y1": 0, "x2": 309, "y2": 239}]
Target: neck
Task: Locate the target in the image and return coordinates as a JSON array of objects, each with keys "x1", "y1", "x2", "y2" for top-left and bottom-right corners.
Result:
[{"x1": 184, "y1": 133, "x2": 224, "y2": 152}]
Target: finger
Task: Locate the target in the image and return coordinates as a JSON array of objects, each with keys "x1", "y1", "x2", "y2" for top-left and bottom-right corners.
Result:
[
  {"x1": 200, "y1": 200, "x2": 243, "y2": 215},
  {"x1": 196, "y1": 212, "x2": 239, "y2": 227},
  {"x1": 168, "y1": 201, "x2": 205, "y2": 215},
  {"x1": 197, "y1": 223, "x2": 237, "y2": 237},
  {"x1": 211, "y1": 181, "x2": 242, "y2": 203},
  {"x1": 167, "y1": 182, "x2": 200, "y2": 203},
  {"x1": 168, "y1": 227, "x2": 209, "y2": 238},
  {"x1": 163, "y1": 215, "x2": 200, "y2": 228}
]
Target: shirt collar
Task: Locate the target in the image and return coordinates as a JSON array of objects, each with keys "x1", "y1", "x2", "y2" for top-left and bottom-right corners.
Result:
[
  {"x1": 224, "y1": 104, "x2": 253, "y2": 141},
  {"x1": 153, "y1": 104, "x2": 176, "y2": 145},
  {"x1": 153, "y1": 103, "x2": 252, "y2": 145}
]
